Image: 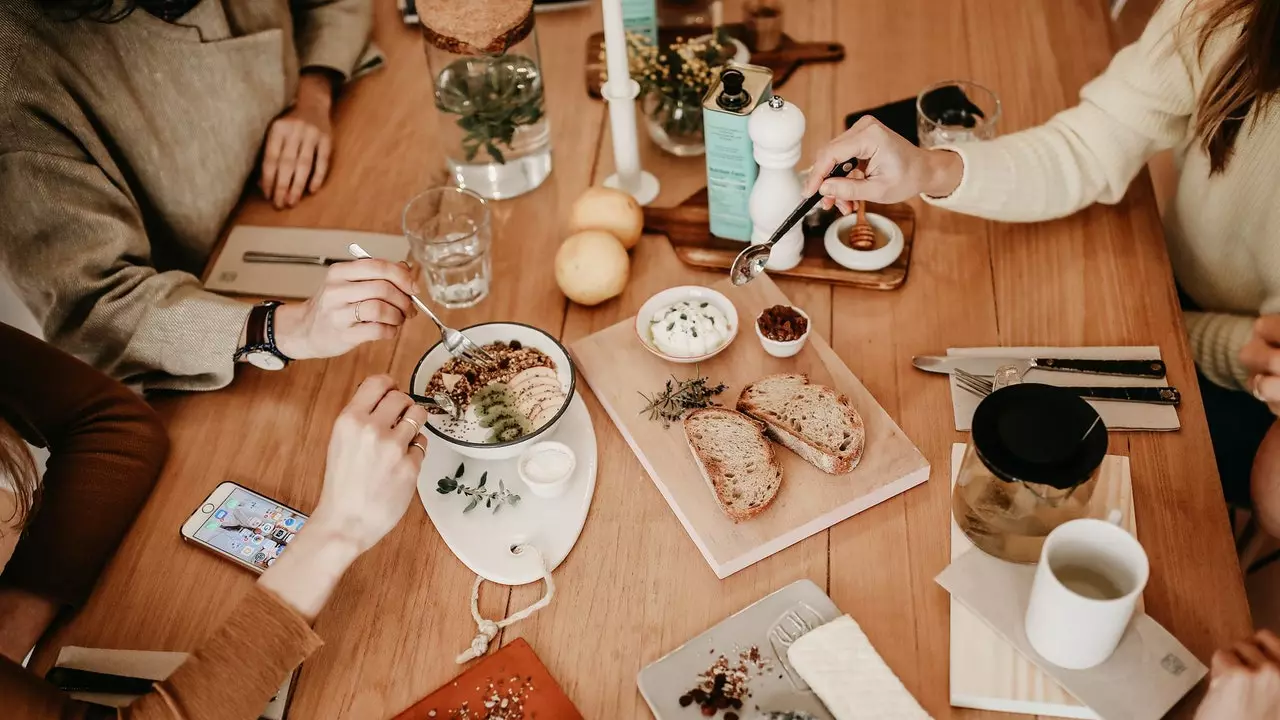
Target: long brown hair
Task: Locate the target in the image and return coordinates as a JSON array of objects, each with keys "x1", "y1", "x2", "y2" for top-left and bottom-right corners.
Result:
[
  {"x1": 1190, "y1": 0, "x2": 1280, "y2": 172},
  {"x1": 0, "y1": 419, "x2": 38, "y2": 530}
]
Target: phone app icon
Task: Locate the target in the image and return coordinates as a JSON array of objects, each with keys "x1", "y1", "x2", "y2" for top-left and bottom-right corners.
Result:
[
  {"x1": 267, "y1": 558, "x2": 276, "y2": 567},
  {"x1": 249, "y1": 517, "x2": 262, "y2": 528},
  {"x1": 285, "y1": 533, "x2": 295, "y2": 544},
  {"x1": 293, "y1": 520, "x2": 305, "y2": 532},
  {"x1": 239, "y1": 545, "x2": 255, "y2": 557},
  {"x1": 272, "y1": 528, "x2": 289, "y2": 541},
  {"x1": 214, "y1": 509, "x2": 227, "y2": 520},
  {"x1": 204, "y1": 521, "x2": 219, "y2": 530},
  {"x1": 261, "y1": 523, "x2": 274, "y2": 533},
  {"x1": 252, "y1": 551, "x2": 267, "y2": 564},
  {"x1": 283, "y1": 517, "x2": 295, "y2": 528},
  {"x1": 226, "y1": 498, "x2": 239, "y2": 509},
  {"x1": 249, "y1": 534, "x2": 264, "y2": 546}
]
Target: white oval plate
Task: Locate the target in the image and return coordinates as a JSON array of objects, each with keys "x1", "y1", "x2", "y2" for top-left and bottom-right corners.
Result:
[{"x1": 416, "y1": 392, "x2": 597, "y2": 585}]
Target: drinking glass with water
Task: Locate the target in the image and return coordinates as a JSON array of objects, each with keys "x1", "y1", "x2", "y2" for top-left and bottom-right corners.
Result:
[
  {"x1": 403, "y1": 187, "x2": 492, "y2": 309},
  {"x1": 916, "y1": 80, "x2": 1001, "y2": 148}
]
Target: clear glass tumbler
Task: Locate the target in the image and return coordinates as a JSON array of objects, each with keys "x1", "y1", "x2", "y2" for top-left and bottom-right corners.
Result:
[
  {"x1": 916, "y1": 80, "x2": 1001, "y2": 148},
  {"x1": 403, "y1": 187, "x2": 492, "y2": 309}
]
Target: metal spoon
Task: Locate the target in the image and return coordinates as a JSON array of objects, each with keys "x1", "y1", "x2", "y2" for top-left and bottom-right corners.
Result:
[
  {"x1": 410, "y1": 391, "x2": 463, "y2": 420},
  {"x1": 729, "y1": 157, "x2": 861, "y2": 285}
]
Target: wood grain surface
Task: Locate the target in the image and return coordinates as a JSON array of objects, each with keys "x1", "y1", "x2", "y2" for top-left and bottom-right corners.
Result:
[
  {"x1": 33, "y1": 1, "x2": 1250, "y2": 719},
  {"x1": 571, "y1": 275, "x2": 929, "y2": 578}
]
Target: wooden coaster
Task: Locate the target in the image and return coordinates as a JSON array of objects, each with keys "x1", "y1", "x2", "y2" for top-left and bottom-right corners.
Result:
[
  {"x1": 584, "y1": 23, "x2": 844, "y2": 99},
  {"x1": 393, "y1": 638, "x2": 583, "y2": 719},
  {"x1": 643, "y1": 188, "x2": 917, "y2": 291}
]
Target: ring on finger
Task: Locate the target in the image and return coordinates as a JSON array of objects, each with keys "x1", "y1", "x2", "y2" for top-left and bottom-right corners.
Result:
[
  {"x1": 409, "y1": 440, "x2": 428, "y2": 457},
  {"x1": 1252, "y1": 374, "x2": 1269, "y2": 403},
  {"x1": 354, "y1": 300, "x2": 364, "y2": 324},
  {"x1": 399, "y1": 416, "x2": 421, "y2": 434}
]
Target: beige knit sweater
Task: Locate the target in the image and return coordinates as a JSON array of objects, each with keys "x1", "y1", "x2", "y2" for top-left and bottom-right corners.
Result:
[
  {"x1": 928, "y1": 0, "x2": 1280, "y2": 392},
  {"x1": 0, "y1": 0, "x2": 371, "y2": 391}
]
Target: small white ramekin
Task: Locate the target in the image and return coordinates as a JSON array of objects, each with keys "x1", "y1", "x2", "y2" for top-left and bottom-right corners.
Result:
[
  {"x1": 755, "y1": 305, "x2": 811, "y2": 358},
  {"x1": 517, "y1": 441, "x2": 577, "y2": 499}
]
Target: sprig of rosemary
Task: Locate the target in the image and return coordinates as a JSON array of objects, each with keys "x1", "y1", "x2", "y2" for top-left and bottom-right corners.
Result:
[
  {"x1": 436, "y1": 462, "x2": 522, "y2": 514},
  {"x1": 638, "y1": 369, "x2": 727, "y2": 428},
  {"x1": 435, "y1": 54, "x2": 545, "y2": 164}
]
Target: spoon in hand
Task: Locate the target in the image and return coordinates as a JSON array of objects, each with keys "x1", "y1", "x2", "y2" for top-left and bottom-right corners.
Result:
[{"x1": 729, "y1": 158, "x2": 860, "y2": 286}]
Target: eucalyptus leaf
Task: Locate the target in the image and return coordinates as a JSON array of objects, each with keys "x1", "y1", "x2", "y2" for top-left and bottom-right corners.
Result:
[
  {"x1": 455, "y1": 463, "x2": 465, "y2": 479},
  {"x1": 478, "y1": 471, "x2": 488, "y2": 488},
  {"x1": 463, "y1": 497, "x2": 479, "y2": 513}
]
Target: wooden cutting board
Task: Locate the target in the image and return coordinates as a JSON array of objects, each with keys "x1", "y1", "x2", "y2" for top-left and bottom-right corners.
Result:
[
  {"x1": 392, "y1": 638, "x2": 582, "y2": 720},
  {"x1": 570, "y1": 275, "x2": 930, "y2": 578}
]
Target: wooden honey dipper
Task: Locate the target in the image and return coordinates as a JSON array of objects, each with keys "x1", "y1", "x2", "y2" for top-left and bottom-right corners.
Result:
[{"x1": 849, "y1": 200, "x2": 877, "y2": 250}]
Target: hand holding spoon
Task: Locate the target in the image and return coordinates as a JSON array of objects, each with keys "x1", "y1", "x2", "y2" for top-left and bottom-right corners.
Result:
[{"x1": 729, "y1": 158, "x2": 860, "y2": 286}]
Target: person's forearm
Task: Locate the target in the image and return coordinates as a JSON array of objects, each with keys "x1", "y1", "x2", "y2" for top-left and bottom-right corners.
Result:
[
  {"x1": 923, "y1": 149, "x2": 964, "y2": 198},
  {"x1": 256, "y1": 522, "x2": 361, "y2": 623},
  {"x1": 296, "y1": 70, "x2": 337, "y2": 114}
]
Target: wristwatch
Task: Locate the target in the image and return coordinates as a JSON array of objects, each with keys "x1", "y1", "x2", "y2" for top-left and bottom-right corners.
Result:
[{"x1": 235, "y1": 301, "x2": 291, "y2": 370}]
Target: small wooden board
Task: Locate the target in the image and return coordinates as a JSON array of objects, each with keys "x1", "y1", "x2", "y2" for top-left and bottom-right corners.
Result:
[
  {"x1": 948, "y1": 443, "x2": 1137, "y2": 718},
  {"x1": 570, "y1": 275, "x2": 930, "y2": 579},
  {"x1": 643, "y1": 189, "x2": 917, "y2": 291},
  {"x1": 392, "y1": 638, "x2": 583, "y2": 720},
  {"x1": 584, "y1": 23, "x2": 844, "y2": 98}
]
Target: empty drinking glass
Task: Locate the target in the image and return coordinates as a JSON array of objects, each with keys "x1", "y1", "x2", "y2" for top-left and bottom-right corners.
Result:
[
  {"x1": 916, "y1": 80, "x2": 1001, "y2": 148},
  {"x1": 403, "y1": 187, "x2": 492, "y2": 309}
]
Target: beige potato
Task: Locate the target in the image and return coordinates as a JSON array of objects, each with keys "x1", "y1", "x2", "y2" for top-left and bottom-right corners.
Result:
[
  {"x1": 566, "y1": 186, "x2": 644, "y2": 250},
  {"x1": 555, "y1": 230, "x2": 630, "y2": 306}
]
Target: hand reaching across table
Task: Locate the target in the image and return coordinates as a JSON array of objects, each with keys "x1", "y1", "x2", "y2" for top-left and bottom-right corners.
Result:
[
  {"x1": 270, "y1": 259, "x2": 420, "y2": 361},
  {"x1": 802, "y1": 116, "x2": 964, "y2": 214},
  {"x1": 1194, "y1": 630, "x2": 1280, "y2": 720},
  {"x1": 260, "y1": 70, "x2": 338, "y2": 210}
]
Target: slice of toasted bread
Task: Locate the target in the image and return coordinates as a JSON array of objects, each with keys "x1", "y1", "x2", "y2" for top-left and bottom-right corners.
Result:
[
  {"x1": 683, "y1": 408, "x2": 783, "y2": 522},
  {"x1": 737, "y1": 374, "x2": 865, "y2": 475}
]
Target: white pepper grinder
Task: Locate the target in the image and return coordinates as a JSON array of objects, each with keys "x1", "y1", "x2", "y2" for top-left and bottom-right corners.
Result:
[{"x1": 747, "y1": 95, "x2": 807, "y2": 271}]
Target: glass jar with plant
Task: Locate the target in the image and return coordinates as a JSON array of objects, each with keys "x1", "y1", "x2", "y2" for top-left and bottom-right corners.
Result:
[
  {"x1": 421, "y1": 0, "x2": 552, "y2": 200},
  {"x1": 606, "y1": 30, "x2": 736, "y2": 157}
]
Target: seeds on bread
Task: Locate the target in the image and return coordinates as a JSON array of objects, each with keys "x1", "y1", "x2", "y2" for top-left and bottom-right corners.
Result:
[
  {"x1": 737, "y1": 374, "x2": 865, "y2": 475},
  {"x1": 683, "y1": 408, "x2": 783, "y2": 522}
]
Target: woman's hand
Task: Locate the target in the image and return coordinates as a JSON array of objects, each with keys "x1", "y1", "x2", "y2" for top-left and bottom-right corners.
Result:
[
  {"x1": 1194, "y1": 631, "x2": 1280, "y2": 720},
  {"x1": 258, "y1": 376, "x2": 428, "y2": 621},
  {"x1": 1240, "y1": 316, "x2": 1280, "y2": 411},
  {"x1": 310, "y1": 375, "x2": 429, "y2": 553},
  {"x1": 271, "y1": 259, "x2": 419, "y2": 361},
  {"x1": 803, "y1": 116, "x2": 965, "y2": 213},
  {"x1": 261, "y1": 71, "x2": 336, "y2": 209}
]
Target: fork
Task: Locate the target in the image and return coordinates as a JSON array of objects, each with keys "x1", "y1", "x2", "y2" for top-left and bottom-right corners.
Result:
[
  {"x1": 767, "y1": 603, "x2": 825, "y2": 691},
  {"x1": 953, "y1": 367, "x2": 1181, "y2": 406},
  {"x1": 347, "y1": 243, "x2": 495, "y2": 368}
]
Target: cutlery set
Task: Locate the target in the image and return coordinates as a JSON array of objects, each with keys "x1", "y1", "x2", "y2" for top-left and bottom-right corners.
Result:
[{"x1": 912, "y1": 354, "x2": 1180, "y2": 406}]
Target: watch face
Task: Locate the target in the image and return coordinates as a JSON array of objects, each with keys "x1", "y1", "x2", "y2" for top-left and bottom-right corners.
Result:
[{"x1": 246, "y1": 350, "x2": 286, "y2": 371}]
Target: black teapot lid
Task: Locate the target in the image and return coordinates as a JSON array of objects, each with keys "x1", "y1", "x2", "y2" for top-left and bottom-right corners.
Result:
[{"x1": 971, "y1": 383, "x2": 1108, "y2": 490}]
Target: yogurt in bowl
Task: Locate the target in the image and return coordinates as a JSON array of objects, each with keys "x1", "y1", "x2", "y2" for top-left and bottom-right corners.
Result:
[{"x1": 635, "y1": 286, "x2": 739, "y2": 364}]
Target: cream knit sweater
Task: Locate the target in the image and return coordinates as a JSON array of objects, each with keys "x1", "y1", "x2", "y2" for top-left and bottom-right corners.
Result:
[{"x1": 928, "y1": 0, "x2": 1280, "y2": 392}]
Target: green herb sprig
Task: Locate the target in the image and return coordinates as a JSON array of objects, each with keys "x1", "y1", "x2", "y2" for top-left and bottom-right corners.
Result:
[
  {"x1": 639, "y1": 369, "x2": 727, "y2": 428},
  {"x1": 436, "y1": 463, "x2": 522, "y2": 514},
  {"x1": 435, "y1": 55, "x2": 545, "y2": 164}
]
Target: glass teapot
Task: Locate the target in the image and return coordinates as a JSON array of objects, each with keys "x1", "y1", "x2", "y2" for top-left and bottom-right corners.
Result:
[{"x1": 953, "y1": 382, "x2": 1109, "y2": 563}]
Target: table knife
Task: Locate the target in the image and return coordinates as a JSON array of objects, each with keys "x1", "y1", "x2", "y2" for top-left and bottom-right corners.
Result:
[
  {"x1": 912, "y1": 355, "x2": 1167, "y2": 379},
  {"x1": 242, "y1": 251, "x2": 350, "y2": 267},
  {"x1": 1068, "y1": 386, "x2": 1181, "y2": 405}
]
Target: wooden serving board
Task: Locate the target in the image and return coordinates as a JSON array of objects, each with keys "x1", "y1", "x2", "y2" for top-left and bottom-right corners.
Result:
[
  {"x1": 392, "y1": 638, "x2": 582, "y2": 720},
  {"x1": 644, "y1": 189, "x2": 917, "y2": 291},
  {"x1": 584, "y1": 23, "x2": 844, "y2": 99},
  {"x1": 948, "y1": 443, "x2": 1137, "y2": 719},
  {"x1": 570, "y1": 275, "x2": 930, "y2": 578}
]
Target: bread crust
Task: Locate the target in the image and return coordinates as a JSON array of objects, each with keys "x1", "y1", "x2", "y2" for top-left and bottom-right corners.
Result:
[
  {"x1": 683, "y1": 408, "x2": 783, "y2": 522},
  {"x1": 737, "y1": 373, "x2": 865, "y2": 475}
]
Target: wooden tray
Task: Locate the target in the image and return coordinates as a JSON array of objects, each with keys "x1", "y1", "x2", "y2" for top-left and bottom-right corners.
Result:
[
  {"x1": 584, "y1": 23, "x2": 844, "y2": 98},
  {"x1": 570, "y1": 275, "x2": 930, "y2": 579},
  {"x1": 948, "y1": 443, "x2": 1137, "y2": 718},
  {"x1": 392, "y1": 638, "x2": 582, "y2": 720},
  {"x1": 644, "y1": 188, "x2": 917, "y2": 290}
]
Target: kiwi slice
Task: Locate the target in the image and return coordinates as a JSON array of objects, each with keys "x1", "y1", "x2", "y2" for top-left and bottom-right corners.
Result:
[
  {"x1": 488, "y1": 415, "x2": 533, "y2": 444},
  {"x1": 479, "y1": 406, "x2": 519, "y2": 429},
  {"x1": 472, "y1": 383, "x2": 511, "y2": 407}
]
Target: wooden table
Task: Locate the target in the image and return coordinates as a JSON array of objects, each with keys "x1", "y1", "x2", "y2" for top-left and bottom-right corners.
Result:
[{"x1": 37, "y1": 1, "x2": 1251, "y2": 718}]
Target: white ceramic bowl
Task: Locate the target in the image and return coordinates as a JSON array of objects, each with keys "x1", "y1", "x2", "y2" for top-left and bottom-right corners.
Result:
[
  {"x1": 517, "y1": 441, "x2": 577, "y2": 499},
  {"x1": 755, "y1": 305, "x2": 811, "y2": 358},
  {"x1": 635, "y1": 286, "x2": 739, "y2": 364},
  {"x1": 409, "y1": 322, "x2": 576, "y2": 461},
  {"x1": 823, "y1": 212, "x2": 905, "y2": 272}
]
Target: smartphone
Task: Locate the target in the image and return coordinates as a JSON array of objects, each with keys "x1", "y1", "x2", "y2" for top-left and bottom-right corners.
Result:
[
  {"x1": 845, "y1": 97, "x2": 921, "y2": 146},
  {"x1": 180, "y1": 482, "x2": 309, "y2": 574}
]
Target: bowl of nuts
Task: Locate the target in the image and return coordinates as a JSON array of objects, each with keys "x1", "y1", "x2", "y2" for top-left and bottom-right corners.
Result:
[{"x1": 755, "y1": 304, "x2": 811, "y2": 358}]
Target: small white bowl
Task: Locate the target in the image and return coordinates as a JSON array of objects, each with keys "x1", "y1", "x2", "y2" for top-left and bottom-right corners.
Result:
[
  {"x1": 755, "y1": 305, "x2": 811, "y2": 358},
  {"x1": 517, "y1": 441, "x2": 577, "y2": 499},
  {"x1": 823, "y1": 212, "x2": 905, "y2": 272},
  {"x1": 635, "y1": 286, "x2": 739, "y2": 364}
]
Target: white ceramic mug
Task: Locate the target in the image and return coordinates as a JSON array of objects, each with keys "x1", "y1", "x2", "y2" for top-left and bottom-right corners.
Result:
[{"x1": 1024, "y1": 518, "x2": 1149, "y2": 670}]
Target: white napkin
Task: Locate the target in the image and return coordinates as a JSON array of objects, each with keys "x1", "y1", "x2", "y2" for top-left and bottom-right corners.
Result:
[
  {"x1": 788, "y1": 615, "x2": 933, "y2": 720},
  {"x1": 205, "y1": 226, "x2": 408, "y2": 299},
  {"x1": 947, "y1": 347, "x2": 1180, "y2": 432}
]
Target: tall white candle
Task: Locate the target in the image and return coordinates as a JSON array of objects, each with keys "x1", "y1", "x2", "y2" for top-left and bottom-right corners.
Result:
[{"x1": 601, "y1": 0, "x2": 630, "y2": 90}]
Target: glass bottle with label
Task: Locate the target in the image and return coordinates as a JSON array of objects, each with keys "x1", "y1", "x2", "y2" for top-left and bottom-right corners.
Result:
[
  {"x1": 422, "y1": 3, "x2": 552, "y2": 199},
  {"x1": 953, "y1": 383, "x2": 1109, "y2": 563}
]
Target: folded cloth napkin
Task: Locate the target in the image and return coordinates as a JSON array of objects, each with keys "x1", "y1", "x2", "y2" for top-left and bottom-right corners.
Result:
[
  {"x1": 947, "y1": 346, "x2": 1180, "y2": 432},
  {"x1": 787, "y1": 615, "x2": 933, "y2": 720},
  {"x1": 205, "y1": 226, "x2": 408, "y2": 299}
]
